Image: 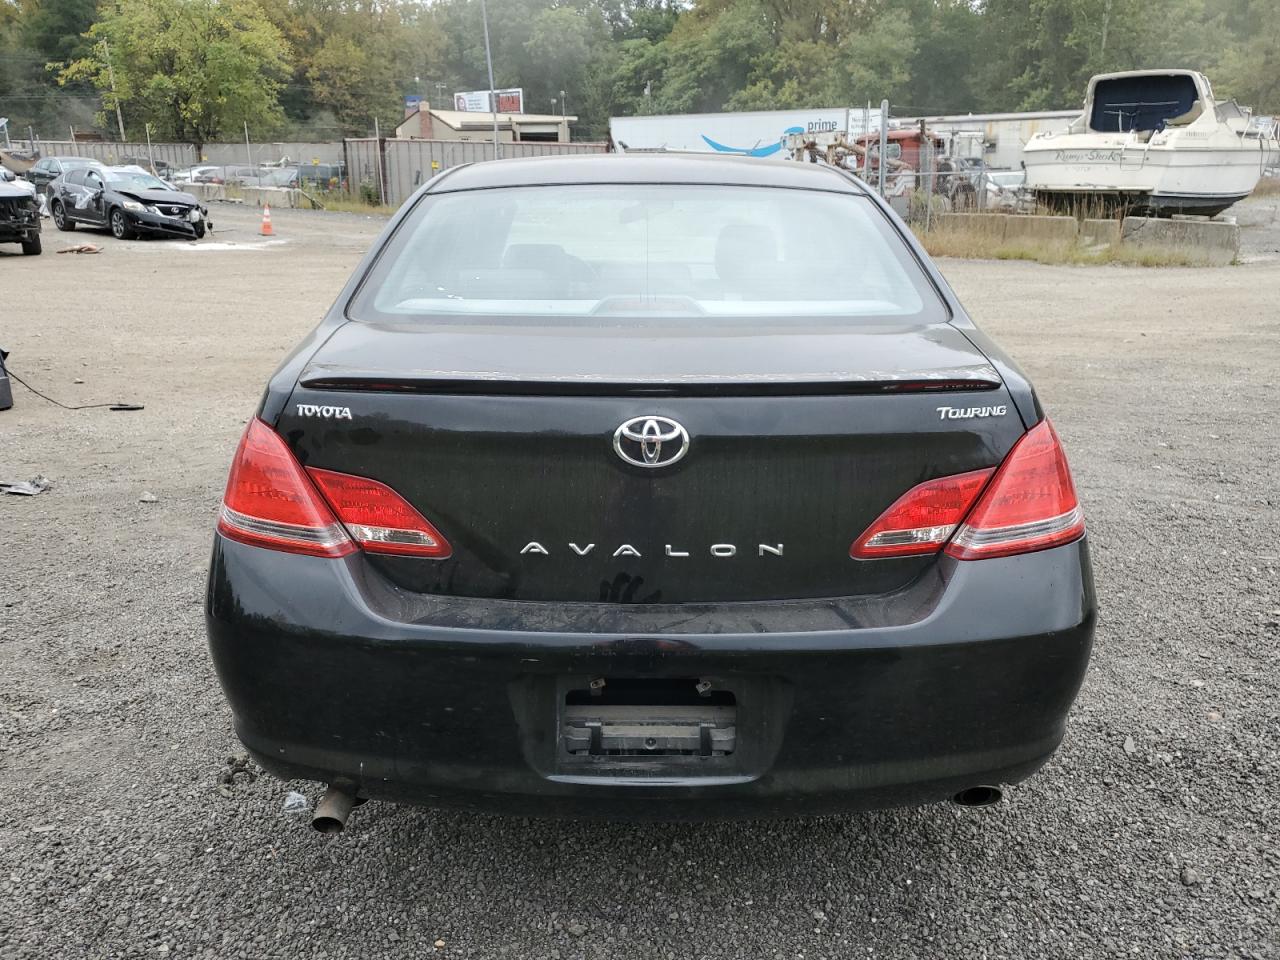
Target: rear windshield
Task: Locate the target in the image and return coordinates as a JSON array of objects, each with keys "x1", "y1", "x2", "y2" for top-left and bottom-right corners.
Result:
[{"x1": 349, "y1": 184, "x2": 942, "y2": 323}]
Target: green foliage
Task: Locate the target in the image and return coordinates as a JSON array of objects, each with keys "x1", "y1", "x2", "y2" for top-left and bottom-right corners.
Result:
[
  {"x1": 60, "y1": 0, "x2": 290, "y2": 148},
  {"x1": 24, "y1": 0, "x2": 98, "y2": 62},
  {"x1": 0, "y1": 0, "x2": 1277, "y2": 144}
]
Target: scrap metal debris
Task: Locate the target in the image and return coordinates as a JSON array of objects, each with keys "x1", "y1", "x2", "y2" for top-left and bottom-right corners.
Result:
[{"x1": 1, "y1": 475, "x2": 52, "y2": 496}]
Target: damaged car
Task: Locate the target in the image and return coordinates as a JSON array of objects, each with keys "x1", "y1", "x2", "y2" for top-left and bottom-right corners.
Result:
[
  {"x1": 49, "y1": 164, "x2": 209, "y2": 240},
  {"x1": 0, "y1": 171, "x2": 41, "y2": 255}
]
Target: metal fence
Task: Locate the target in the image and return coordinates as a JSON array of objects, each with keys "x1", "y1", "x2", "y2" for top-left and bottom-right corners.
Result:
[
  {"x1": 345, "y1": 138, "x2": 609, "y2": 206},
  {"x1": 200, "y1": 141, "x2": 346, "y2": 167},
  {"x1": 4, "y1": 138, "x2": 348, "y2": 171},
  {"x1": 11, "y1": 138, "x2": 196, "y2": 171}
]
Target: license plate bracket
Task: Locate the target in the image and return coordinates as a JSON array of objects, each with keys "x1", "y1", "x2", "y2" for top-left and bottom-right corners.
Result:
[{"x1": 563, "y1": 704, "x2": 737, "y2": 757}]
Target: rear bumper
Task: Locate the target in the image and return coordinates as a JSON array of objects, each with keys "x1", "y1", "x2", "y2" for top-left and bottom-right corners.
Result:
[{"x1": 206, "y1": 536, "x2": 1096, "y2": 818}]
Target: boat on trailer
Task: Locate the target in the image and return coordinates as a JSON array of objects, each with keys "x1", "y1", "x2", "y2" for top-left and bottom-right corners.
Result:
[{"x1": 1022, "y1": 69, "x2": 1278, "y2": 217}]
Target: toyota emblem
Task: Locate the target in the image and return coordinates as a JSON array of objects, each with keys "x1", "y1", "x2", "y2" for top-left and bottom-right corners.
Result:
[{"x1": 613, "y1": 416, "x2": 690, "y2": 468}]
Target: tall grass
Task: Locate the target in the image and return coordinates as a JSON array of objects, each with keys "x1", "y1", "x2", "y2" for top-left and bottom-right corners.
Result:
[
  {"x1": 302, "y1": 193, "x2": 397, "y2": 216},
  {"x1": 915, "y1": 224, "x2": 1210, "y2": 267}
]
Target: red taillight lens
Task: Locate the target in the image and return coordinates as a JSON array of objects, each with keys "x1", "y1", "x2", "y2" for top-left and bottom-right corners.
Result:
[
  {"x1": 307, "y1": 468, "x2": 452, "y2": 558},
  {"x1": 945, "y1": 419, "x2": 1084, "y2": 560},
  {"x1": 851, "y1": 468, "x2": 995, "y2": 559},
  {"x1": 217, "y1": 419, "x2": 356, "y2": 558}
]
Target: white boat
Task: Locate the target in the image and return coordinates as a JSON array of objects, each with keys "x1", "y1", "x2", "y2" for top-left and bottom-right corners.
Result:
[{"x1": 1022, "y1": 69, "x2": 1278, "y2": 216}]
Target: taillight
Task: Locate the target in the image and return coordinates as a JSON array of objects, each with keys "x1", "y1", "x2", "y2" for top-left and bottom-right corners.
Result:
[
  {"x1": 216, "y1": 419, "x2": 451, "y2": 560},
  {"x1": 851, "y1": 468, "x2": 994, "y2": 559},
  {"x1": 217, "y1": 419, "x2": 355, "y2": 558},
  {"x1": 307, "y1": 468, "x2": 451, "y2": 558},
  {"x1": 945, "y1": 419, "x2": 1084, "y2": 560}
]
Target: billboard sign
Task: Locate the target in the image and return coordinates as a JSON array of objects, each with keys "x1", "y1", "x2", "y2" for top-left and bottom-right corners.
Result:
[{"x1": 453, "y1": 88, "x2": 524, "y2": 114}]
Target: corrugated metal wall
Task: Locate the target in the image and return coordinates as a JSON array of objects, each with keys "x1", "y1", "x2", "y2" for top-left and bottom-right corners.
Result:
[
  {"x1": 24, "y1": 140, "x2": 196, "y2": 170},
  {"x1": 199, "y1": 142, "x2": 346, "y2": 166},
  {"x1": 344, "y1": 138, "x2": 608, "y2": 206},
  {"x1": 10, "y1": 136, "x2": 608, "y2": 205},
  {"x1": 16, "y1": 139, "x2": 347, "y2": 170}
]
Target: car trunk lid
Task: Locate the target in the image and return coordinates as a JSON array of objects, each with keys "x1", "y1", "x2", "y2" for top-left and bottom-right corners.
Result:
[{"x1": 278, "y1": 320, "x2": 1024, "y2": 603}]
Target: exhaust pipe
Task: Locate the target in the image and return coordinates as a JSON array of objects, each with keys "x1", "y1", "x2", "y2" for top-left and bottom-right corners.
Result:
[
  {"x1": 952, "y1": 785, "x2": 1003, "y2": 808},
  {"x1": 312, "y1": 781, "x2": 359, "y2": 833}
]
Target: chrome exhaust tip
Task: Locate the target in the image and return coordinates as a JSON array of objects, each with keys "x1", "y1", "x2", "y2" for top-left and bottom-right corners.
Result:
[{"x1": 952, "y1": 785, "x2": 1003, "y2": 808}]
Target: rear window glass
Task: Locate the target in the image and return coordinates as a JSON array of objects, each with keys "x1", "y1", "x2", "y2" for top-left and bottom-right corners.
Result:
[{"x1": 349, "y1": 184, "x2": 940, "y2": 323}]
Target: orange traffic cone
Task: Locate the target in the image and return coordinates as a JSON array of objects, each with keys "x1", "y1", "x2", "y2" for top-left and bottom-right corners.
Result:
[{"x1": 260, "y1": 203, "x2": 274, "y2": 237}]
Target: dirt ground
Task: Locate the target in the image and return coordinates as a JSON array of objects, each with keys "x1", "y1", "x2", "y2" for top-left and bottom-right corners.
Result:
[{"x1": 1, "y1": 199, "x2": 1277, "y2": 959}]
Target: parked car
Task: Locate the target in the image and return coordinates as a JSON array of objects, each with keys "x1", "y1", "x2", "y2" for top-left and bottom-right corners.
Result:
[
  {"x1": 264, "y1": 167, "x2": 300, "y2": 188},
  {"x1": 170, "y1": 164, "x2": 225, "y2": 185},
  {"x1": 294, "y1": 162, "x2": 346, "y2": 190},
  {"x1": 25, "y1": 155, "x2": 97, "y2": 196},
  {"x1": 49, "y1": 164, "x2": 209, "y2": 239},
  {"x1": 121, "y1": 155, "x2": 173, "y2": 178},
  {"x1": 0, "y1": 175, "x2": 41, "y2": 254},
  {"x1": 206, "y1": 154, "x2": 1096, "y2": 831},
  {"x1": 983, "y1": 170, "x2": 1028, "y2": 212},
  {"x1": 217, "y1": 164, "x2": 273, "y2": 187}
]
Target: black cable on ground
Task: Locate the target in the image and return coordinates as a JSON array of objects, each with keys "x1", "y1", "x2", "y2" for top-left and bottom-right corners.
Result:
[{"x1": 5, "y1": 366, "x2": 144, "y2": 411}]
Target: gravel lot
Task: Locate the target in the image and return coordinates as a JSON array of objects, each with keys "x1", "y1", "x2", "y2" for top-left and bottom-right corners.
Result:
[{"x1": 2, "y1": 198, "x2": 1277, "y2": 960}]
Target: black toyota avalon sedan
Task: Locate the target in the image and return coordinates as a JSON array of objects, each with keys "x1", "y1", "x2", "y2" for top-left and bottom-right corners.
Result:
[{"x1": 206, "y1": 155, "x2": 1095, "y2": 830}]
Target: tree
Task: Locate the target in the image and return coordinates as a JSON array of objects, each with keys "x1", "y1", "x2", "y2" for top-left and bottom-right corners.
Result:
[
  {"x1": 23, "y1": 0, "x2": 98, "y2": 63},
  {"x1": 1210, "y1": 0, "x2": 1280, "y2": 111},
  {"x1": 728, "y1": 6, "x2": 916, "y2": 110},
  {"x1": 60, "y1": 0, "x2": 290, "y2": 149}
]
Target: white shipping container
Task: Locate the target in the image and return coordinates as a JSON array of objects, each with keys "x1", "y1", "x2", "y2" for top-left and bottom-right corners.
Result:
[{"x1": 610, "y1": 109, "x2": 881, "y2": 158}]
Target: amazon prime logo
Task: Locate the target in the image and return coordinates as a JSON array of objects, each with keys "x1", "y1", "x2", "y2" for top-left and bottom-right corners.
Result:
[{"x1": 613, "y1": 416, "x2": 690, "y2": 468}]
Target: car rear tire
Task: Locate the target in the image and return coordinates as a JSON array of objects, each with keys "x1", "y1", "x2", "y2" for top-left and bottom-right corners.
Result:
[
  {"x1": 109, "y1": 208, "x2": 133, "y2": 240},
  {"x1": 21, "y1": 234, "x2": 42, "y2": 256},
  {"x1": 52, "y1": 201, "x2": 75, "y2": 231}
]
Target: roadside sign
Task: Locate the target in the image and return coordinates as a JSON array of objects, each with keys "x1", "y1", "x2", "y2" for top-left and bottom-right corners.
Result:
[{"x1": 453, "y1": 88, "x2": 524, "y2": 114}]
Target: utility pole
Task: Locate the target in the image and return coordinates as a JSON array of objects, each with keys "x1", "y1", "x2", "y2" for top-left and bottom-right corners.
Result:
[
  {"x1": 101, "y1": 41, "x2": 127, "y2": 142},
  {"x1": 878, "y1": 100, "x2": 889, "y2": 198},
  {"x1": 479, "y1": 0, "x2": 500, "y2": 160}
]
